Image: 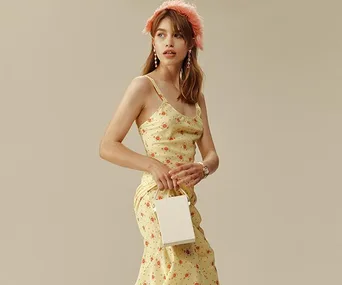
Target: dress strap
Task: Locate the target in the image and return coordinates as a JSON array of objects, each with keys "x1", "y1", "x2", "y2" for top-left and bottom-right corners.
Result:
[
  {"x1": 144, "y1": 75, "x2": 165, "y2": 101},
  {"x1": 195, "y1": 102, "x2": 202, "y2": 117}
]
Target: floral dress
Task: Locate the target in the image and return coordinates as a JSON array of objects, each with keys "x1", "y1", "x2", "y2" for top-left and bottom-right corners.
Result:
[{"x1": 133, "y1": 75, "x2": 220, "y2": 285}]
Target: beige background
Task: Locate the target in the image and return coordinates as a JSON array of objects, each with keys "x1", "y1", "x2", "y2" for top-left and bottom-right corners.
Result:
[{"x1": 1, "y1": 0, "x2": 342, "y2": 284}]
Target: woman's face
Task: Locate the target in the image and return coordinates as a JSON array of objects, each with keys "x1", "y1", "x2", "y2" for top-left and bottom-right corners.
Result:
[{"x1": 153, "y1": 17, "x2": 189, "y2": 68}]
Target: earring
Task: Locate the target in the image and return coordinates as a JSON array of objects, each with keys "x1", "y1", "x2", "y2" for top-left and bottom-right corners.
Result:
[
  {"x1": 154, "y1": 48, "x2": 158, "y2": 68},
  {"x1": 187, "y1": 49, "x2": 192, "y2": 69}
]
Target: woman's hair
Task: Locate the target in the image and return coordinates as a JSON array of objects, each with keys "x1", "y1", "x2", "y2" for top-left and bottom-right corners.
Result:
[{"x1": 141, "y1": 9, "x2": 204, "y2": 104}]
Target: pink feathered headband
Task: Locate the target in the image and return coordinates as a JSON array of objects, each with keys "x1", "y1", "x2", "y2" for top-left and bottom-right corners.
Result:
[{"x1": 142, "y1": 0, "x2": 204, "y2": 50}]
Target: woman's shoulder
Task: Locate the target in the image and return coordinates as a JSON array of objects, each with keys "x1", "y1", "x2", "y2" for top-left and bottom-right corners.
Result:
[
  {"x1": 129, "y1": 75, "x2": 152, "y2": 89},
  {"x1": 123, "y1": 75, "x2": 153, "y2": 97},
  {"x1": 121, "y1": 75, "x2": 155, "y2": 107}
]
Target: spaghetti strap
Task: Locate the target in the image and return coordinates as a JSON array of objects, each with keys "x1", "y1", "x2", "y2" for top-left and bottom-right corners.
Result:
[
  {"x1": 195, "y1": 102, "x2": 202, "y2": 117},
  {"x1": 144, "y1": 75, "x2": 165, "y2": 101}
]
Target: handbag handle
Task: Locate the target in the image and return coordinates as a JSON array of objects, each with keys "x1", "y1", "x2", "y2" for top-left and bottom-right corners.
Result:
[{"x1": 152, "y1": 186, "x2": 191, "y2": 212}]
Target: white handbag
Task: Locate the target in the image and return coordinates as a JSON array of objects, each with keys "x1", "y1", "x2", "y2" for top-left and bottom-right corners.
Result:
[{"x1": 152, "y1": 187, "x2": 196, "y2": 247}]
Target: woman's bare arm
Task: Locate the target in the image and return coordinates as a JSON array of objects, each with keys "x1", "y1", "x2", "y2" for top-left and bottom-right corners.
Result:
[
  {"x1": 196, "y1": 92, "x2": 220, "y2": 175},
  {"x1": 99, "y1": 76, "x2": 155, "y2": 172}
]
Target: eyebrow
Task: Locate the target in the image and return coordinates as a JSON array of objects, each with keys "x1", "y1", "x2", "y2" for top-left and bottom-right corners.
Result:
[
  {"x1": 156, "y1": 28, "x2": 181, "y2": 33},
  {"x1": 156, "y1": 28, "x2": 168, "y2": 32}
]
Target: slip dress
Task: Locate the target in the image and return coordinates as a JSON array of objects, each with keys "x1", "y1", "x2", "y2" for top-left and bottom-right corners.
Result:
[{"x1": 133, "y1": 74, "x2": 220, "y2": 285}]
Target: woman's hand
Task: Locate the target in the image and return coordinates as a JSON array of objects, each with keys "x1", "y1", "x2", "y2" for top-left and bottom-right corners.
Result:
[
  {"x1": 148, "y1": 159, "x2": 179, "y2": 190},
  {"x1": 168, "y1": 162, "x2": 204, "y2": 187}
]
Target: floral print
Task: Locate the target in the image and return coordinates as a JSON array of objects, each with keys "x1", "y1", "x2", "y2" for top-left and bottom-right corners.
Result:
[{"x1": 133, "y1": 75, "x2": 220, "y2": 284}]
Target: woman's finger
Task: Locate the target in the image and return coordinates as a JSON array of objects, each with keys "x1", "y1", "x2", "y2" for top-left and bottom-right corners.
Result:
[
  {"x1": 173, "y1": 168, "x2": 190, "y2": 179},
  {"x1": 165, "y1": 174, "x2": 174, "y2": 190},
  {"x1": 162, "y1": 178, "x2": 169, "y2": 190},
  {"x1": 172, "y1": 177, "x2": 179, "y2": 189},
  {"x1": 177, "y1": 172, "x2": 197, "y2": 185},
  {"x1": 186, "y1": 176, "x2": 201, "y2": 187},
  {"x1": 158, "y1": 174, "x2": 168, "y2": 190},
  {"x1": 169, "y1": 163, "x2": 190, "y2": 177},
  {"x1": 157, "y1": 180, "x2": 164, "y2": 190}
]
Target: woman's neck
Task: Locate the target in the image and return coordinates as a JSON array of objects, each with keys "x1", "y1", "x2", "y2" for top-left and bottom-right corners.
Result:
[{"x1": 152, "y1": 65, "x2": 182, "y2": 88}]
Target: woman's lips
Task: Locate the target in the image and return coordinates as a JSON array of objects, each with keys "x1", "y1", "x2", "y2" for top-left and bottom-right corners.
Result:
[{"x1": 163, "y1": 52, "x2": 176, "y2": 58}]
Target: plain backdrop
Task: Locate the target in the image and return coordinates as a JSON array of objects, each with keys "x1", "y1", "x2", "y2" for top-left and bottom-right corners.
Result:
[{"x1": 1, "y1": 0, "x2": 342, "y2": 284}]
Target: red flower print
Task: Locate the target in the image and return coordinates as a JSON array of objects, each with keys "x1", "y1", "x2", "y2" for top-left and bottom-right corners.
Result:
[
  {"x1": 155, "y1": 136, "x2": 160, "y2": 140},
  {"x1": 172, "y1": 273, "x2": 177, "y2": 278},
  {"x1": 176, "y1": 118, "x2": 181, "y2": 122},
  {"x1": 183, "y1": 144, "x2": 187, "y2": 149},
  {"x1": 148, "y1": 118, "x2": 152, "y2": 122},
  {"x1": 142, "y1": 258, "x2": 145, "y2": 263},
  {"x1": 151, "y1": 153, "x2": 155, "y2": 157},
  {"x1": 162, "y1": 123, "x2": 168, "y2": 128},
  {"x1": 191, "y1": 212, "x2": 195, "y2": 216},
  {"x1": 196, "y1": 264, "x2": 199, "y2": 269},
  {"x1": 145, "y1": 241, "x2": 149, "y2": 246},
  {"x1": 157, "y1": 260, "x2": 161, "y2": 266},
  {"x1": 151, "y1": 233, "x2": 154, "y2": 238},
  {"x1": 150, "y1": 217, "x2": 155, "y2": 222},
  {"x1": 161, "y1": 111, "x2": 166, "y2": 115},
  {"x1": 150, "y1": 257, "x2": 154, "y2": 261},
  {"x1": 184, "y1": 248, "x2": 191, "y2": 255},
  {"x1": 194, "y1": 283, "x2": 200, "y2": 285},
  {"x1": 167, "y1": 264, "x2": 171, "y2": 269},
  {"x1": 146, "y1": 202, "x2": 150, "y2": 207},
  {"x1": 166, "y1": 159, "x2": 170, "y2": 164},
  {"x1": 169, "y1": 137, "x2": 174, "y2": 140},
  {"x1": 179, "y1": 260, "x2": 183, "y2": 264},
  {"x1": 179, "y1": 130, "x2": 184, "y2": 135},
  {"x1": 178, "y1": 155, "x2": 183, "y2": 160},
  {"x1": 152, "y1": 274, "x2": 155, "y2": 279},
  {"x1": 164, "y1": 147, "x2": 168, "y2": 151},
  {"x1": 207, "y1": 250, "x2": 211, "y2": 254},
  {"x1": 158, "y1": 195, "x2": 163, "y2": 200},
  {"x1": 164, "y1": 275, "x2": 166, "y2": 280},
  {"x1": 185, "y1": 273, "x2": 190, "y2": 278}
]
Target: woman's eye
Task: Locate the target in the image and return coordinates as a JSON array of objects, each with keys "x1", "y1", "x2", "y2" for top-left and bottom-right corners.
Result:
[{"x1": 156, "y1": 32, "x2": 182, "y2": 38}]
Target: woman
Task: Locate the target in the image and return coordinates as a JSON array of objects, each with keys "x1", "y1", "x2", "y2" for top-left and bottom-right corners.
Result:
[{"x1": 99, "y1": 1, "x2": 220, "y2": 284}]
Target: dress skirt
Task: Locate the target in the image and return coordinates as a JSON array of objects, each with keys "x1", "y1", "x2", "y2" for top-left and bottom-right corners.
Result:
[{"x1": 133, "y1": 181, "x2": 220, "y2": 285}]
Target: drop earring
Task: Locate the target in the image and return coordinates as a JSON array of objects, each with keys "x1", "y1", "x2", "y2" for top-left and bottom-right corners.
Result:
[
  {"x1": 154, "y1": 48, "x2": 158, "y2": 68},
  {"x1": 187, "y1": 49, "x2": 192, "y2": 69}
]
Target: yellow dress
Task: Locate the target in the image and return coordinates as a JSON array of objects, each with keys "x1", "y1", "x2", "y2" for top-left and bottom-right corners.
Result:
[{"x1": 133, "y1": 75, "x2": 220, "y2": 285}]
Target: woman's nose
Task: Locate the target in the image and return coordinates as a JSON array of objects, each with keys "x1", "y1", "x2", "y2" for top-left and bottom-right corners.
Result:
[{"x1": 165, "y1": 36, "x2": 174, "y2": 47}]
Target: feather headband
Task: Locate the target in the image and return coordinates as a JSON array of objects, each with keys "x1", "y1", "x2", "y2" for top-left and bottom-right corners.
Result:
[{"x1": 142, "y1": 0, "x2": 204, "y2": 50}]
